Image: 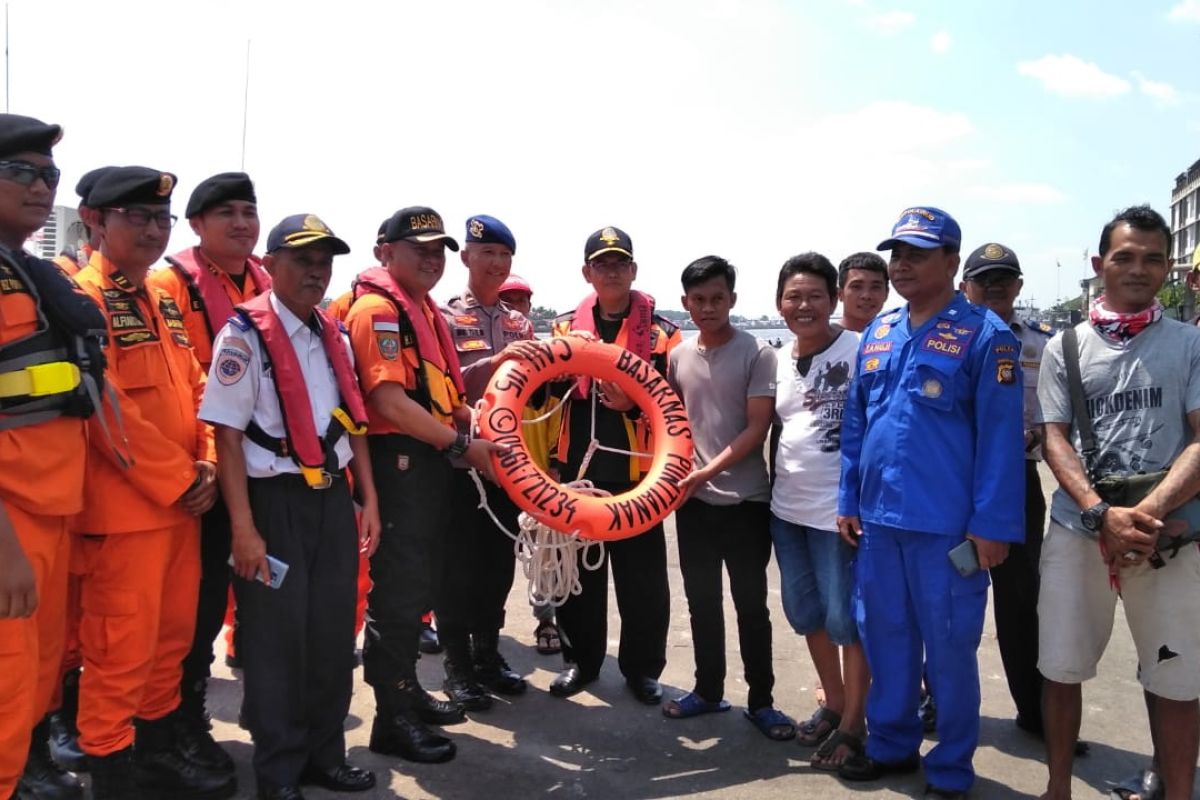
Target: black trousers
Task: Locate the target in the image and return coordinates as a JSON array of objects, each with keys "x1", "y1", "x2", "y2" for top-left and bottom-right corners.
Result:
[
  {"x1": 179, "y1": 494, "x2": 232, "y2": 710},
  {"x1": 675, "y1": 498, "x2": 775, "y2": 711},
  {"x1": 435, "y1": 471, "x2": 519, "y2": 649},
  {"x1": 362, "y1": 435, "x2": 453, "y2": 689},
  {"x1": 556, "y1": 481, "x2": 670, "y2": 680},
  {"x1": 234, "y1": 473, "x2": 358, "y2": 790},
  {"x1": 990, "y1": 459, "x2": 1046, "y2": 727}
]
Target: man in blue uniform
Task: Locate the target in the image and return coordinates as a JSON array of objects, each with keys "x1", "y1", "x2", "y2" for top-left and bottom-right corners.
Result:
[{"x1": 836, "y1": 207, "x2": 1025, "y2": 799}]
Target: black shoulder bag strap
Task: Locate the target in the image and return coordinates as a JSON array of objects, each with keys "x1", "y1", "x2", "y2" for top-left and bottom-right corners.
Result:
[{"x1": 1061, "y1": 326, "x2": 1098, "y2": 481}]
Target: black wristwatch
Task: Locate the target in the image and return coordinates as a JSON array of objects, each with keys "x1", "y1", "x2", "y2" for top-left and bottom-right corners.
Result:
[
  {"x1": 446, "y1": 432, "x2": 470, "y2": 459},
  {"x1": 1080, "y1": 501, "x2": 1111, "y2": 532}
]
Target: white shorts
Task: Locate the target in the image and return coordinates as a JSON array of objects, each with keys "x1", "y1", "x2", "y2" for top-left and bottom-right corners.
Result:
[{"x1": 1038, "y1": 519, "x2": 1200, "y2": 701}]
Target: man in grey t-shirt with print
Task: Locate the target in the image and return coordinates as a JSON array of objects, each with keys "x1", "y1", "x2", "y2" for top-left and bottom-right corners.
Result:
[
  {"x1": 664, "y1": 255, "x2": 793, "y2": 738},
  {"x1": 1037, "y1": 205, "x2": 1200, "y2": 800}
]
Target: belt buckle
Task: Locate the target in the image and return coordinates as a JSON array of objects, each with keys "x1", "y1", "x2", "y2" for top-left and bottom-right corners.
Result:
[{"x1": 313, "y1": 470, "x2": 333, "y2": 490}]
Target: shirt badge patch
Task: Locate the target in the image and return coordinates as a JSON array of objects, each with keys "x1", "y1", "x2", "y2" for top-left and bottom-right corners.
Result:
[
  {"x1": 862, "y1": 341, "x2": 892, "y2": 355},
  {"x1": 215, "y1": 346, "x2": 250, "y2": 386},
  {"x1": 920, "y1": 334, "x2": 966, "y2": 358},
  {"x1": 997, "y1": 358, "x2": 1016, "y2": 385},
  {"x1": 922, "y1": 379, "x2": 943, "y2": 398},
  {"x1": 376, "y1": 332, "x2": 400, "y2": 360},
  {"x1": 873, "y1": 324, "x2": 891, "y2": 339},
  {"x1": 864, "y1": 357, "x2": 882, "y2": 372},
  {"x1": 458, "y1": 338, "x2": 488, "y2": 351},
  {"x1": 396, "y1": 455, "x2": 410, "y2": 471}
]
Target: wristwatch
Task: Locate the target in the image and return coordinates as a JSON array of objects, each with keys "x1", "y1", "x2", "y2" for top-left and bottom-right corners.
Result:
[
  {"x1": 1080, "y1": 501, "x2": 1111, "y2": 532},
  {"x1": 446, "y1": 432, "x2": 470, "y2": 459}
]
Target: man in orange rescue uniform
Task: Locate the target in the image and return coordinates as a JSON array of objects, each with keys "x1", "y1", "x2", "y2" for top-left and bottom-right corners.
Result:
[
  {"x1": 150, "y1": 171, "x2": 268, "y2": 774},
  {"x1": 346, "y1": 206, "x2": 503, "y2": 764},
  {"x1": 72, "y1": 166, "x2": 235, "y2": 800},
  {"x1": 0, "y1": 114, "x2": 106, "y2": 800}
]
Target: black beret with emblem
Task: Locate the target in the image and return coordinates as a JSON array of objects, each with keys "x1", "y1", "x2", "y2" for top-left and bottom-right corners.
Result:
[
  {"x1": 584, "y1": 226, "x2": 633, "y2": 261},
  {"x1": 963, "y1": 242, "x2": 1021, "y2": 280},
  {"x1": 87, "y1": 166, "x2": 177, "y2": 208},
  {"x1": 0, "y1": 113, "x2": 62, "y2": 159},
  {"x1": 75, "y1": 166, "x2": 117, "y2": 205},
  {"x1": 383, "y1": 206, "x2": 459, "y2": 251},
  {"x1": 266, "y1": 213, "x2": 350, "y2": 255},
  {"x1": 185, "y1": 172, "x2": 257, "y2": 218}
]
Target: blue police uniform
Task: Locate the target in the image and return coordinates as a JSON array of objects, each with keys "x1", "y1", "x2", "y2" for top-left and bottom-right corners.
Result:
[{"x1": 838, "y1": 291, "x2": 1025, "y2": 792}]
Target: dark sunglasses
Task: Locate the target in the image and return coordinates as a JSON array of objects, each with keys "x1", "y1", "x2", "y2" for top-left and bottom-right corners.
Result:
[
  {"x1": 105, "y1": 207, "x2": 178, "y2": 229},
  {"x1": 0, "y1": 160, "x2": 61, "y2": 189}
]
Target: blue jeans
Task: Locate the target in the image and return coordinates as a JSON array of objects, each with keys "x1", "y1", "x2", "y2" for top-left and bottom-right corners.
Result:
[{"x1": 769, "y1": 515, "x2": 858, "y2": 645}]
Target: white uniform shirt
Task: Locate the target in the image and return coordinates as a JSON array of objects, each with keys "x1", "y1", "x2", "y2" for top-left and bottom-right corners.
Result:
[{"x1": 199, "y1": 292, "x2": 356, "y2": 477}]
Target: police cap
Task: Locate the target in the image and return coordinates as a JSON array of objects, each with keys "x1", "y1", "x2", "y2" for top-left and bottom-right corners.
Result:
[
  {"x1": 0, "y1": 114, "x2": 62, "y2": 159},
  {"x1": 88, "y1": 167, "x2": 177, "y2": 208},
  {"x1": 963, "y1": 242, "x2": 1021, "y2": 280},
  {"x1": 465, "y1": 214, "x2": 516, "y2": 254},
  {"x1": 185, "y1": 172, "x2": 256, "y2": 218}
]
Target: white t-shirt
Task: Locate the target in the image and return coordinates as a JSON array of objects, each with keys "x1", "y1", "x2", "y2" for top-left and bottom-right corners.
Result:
[{"x1": 771, "y1": 330, "x2": 859, "y2": 530}]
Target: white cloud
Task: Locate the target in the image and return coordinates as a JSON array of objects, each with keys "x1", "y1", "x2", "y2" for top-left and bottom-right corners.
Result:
[
  {"x1": 967, "y1": 184, "x2": 1068, "y2": 205},
  {"x1": 1168, "y1": 0, "x2": 1200, "y2": 21},
  {"x1": 930, "y1": 31, "x2": 952, "y2": 54},
  {"x1": 1016, "y1": 54, "x2": 1130, "y2": 98},
  {"x1": 867, "y1": 10, "x2": 916, "y2": 34},
  {"x1": 1133, "y1": 71, "x2": 1182, "y2": 106}
]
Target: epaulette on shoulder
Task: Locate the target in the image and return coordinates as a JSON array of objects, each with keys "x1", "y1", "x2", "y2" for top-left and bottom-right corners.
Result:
[
  {"x1": 228, "y1": 314, "x2": 250, "y2": 332},
  {"x1": 654, "y1": 314, "x2": 679, "y2": 335},
  {"x1": 877, "y1": 306, "x2": 903, "y2": 324}
]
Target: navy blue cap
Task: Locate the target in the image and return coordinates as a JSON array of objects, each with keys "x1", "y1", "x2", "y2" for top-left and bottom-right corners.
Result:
[
  {"x1": 87, "y1": 166, "x2": 177, "y2": 207},
  {"x1": 75, "y1": 166, "x2": 117, "y2": 205},
  {"x1": 465, "y1": 215, "x2": 516, "y2": 254},
  {"x1": 186, "y1": 172, "x2": 256, "y2": 218},
  {"x1": 877, "y1": 206, "x2": 961, "y2": 251},
  {"x1": 265, "y1": 214, "x2": 350, "y2": 255},
  {"x1": 584, "y1": 226, "x2": 633, "y2": 261},
  {"x1": 0, "y1": 114, "x2": 61, "y2": 159},
  {"x1": 963, "y1": 242, "x2": 1021, "y2": 280}
]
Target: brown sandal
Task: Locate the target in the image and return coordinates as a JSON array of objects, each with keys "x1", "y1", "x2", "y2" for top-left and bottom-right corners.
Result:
[{"x1": 810, "y1": 729, "x2": 864, "y2": 771}]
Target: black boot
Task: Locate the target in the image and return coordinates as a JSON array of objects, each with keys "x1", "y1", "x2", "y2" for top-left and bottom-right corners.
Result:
[
  {"x1": 47, "y1": 668, "x2": 86, "y2": 773},
  {"x1": 441, "y1": 637, "x2": 492, "y2": 712},
  {"x1": 88, "y1": 747, "x2": 140, "y2": 800},
  {"x1": 16, "y1": 717, "x2": 82, "y2": 800},
  {"x1": 174, "y1": 678, "x2": 235, "y2": 774},
  {"x1": 134, "y1": 714, "x2": 236, "y2": 799},
  {"x1": 473, "y1": 632, "x2": 527, "y2": 695},
  {"x1": 395, "y1": 677, "x2": 465, "y2": 725},
  {"x1": 367, "y1": 685, "x2": 456, "y2": 764}
]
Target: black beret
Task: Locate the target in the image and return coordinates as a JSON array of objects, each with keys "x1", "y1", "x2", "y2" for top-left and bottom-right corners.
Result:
[
  {"x1": 0, "y1": 114, "x2": 61, "y2": 159},
  {"x1": 75, "y1": 166, "x2": 117, "y2": 205},
  {"x1": 185, "y1": 172, "x2": 256, "y2": 218},
  {"x1": 87, "y1": 166, "x2": 177, "y2": 208}
]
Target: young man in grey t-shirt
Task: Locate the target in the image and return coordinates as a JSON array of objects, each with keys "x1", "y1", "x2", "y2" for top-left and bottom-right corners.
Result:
[
  {"x1": 1037, "y1": 205, "x2": 1200, "y2": 800},
  {"x1": 664, "y1": 256, "x2": 795, "y2": 739}
]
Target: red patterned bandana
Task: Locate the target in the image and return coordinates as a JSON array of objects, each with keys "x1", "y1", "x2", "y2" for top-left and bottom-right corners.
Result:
[{"x1": 1089, "y1": 296, "x2": 1163, "y2": 345}]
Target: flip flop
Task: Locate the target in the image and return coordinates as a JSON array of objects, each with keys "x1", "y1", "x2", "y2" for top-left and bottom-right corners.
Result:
[
  {"x1": 810, "y1": 729, "x2": 864, "y2": 771},
  {"x1": 744, "y1": 707, "x2": 797, "y2": 741},
  {"x1": 662, "y1": 692, "x2": 732, "y2": 719},
  {"x1": 796, "y1": 706, "x2": 842, "y2": 747},
  {"x1": 1108, "y1": 769, "x2": 1164, "y2": 800}
]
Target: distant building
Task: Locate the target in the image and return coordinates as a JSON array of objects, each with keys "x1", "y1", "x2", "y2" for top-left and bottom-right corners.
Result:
[
  {"x1": 26, "y1": 204, "x2": 84, "y2": 259},
  {"x1": 1172, "y1": 157, "x2": 1200, "y2": 272}
]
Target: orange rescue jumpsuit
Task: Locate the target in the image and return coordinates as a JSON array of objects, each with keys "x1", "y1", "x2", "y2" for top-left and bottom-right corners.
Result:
[
  {"x1": 0, "y1": 262, "x2": 87, "y2": 798},
  {"x1": 72, "y1": 252, "x2": 214, "y2": 757}
]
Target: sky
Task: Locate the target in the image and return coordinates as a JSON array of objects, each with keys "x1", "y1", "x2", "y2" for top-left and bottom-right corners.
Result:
[{"x1": 13, "y1": 0, "x2": 1200, "y2": 317}]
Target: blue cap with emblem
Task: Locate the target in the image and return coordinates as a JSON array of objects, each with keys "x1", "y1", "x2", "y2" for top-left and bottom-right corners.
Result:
[
  {"x1": 877, "y1": 206, "x2": 961, "y2": 251},
  {"x1": 464, "y1": 215, "x2": 515, "y2": 254}
]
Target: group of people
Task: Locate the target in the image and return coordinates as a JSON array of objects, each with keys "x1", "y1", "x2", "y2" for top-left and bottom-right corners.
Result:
[{"x1": 1, "y1": 109, "x2": 1197, "y2": 800}]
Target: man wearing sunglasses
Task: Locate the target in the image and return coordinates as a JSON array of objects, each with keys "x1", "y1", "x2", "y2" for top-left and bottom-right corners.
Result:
[
  {"x1": 72, "y1": 167, "x2": 235, "y2": 799},
  {"x1": 0, "y1": 113, "x2": 106, "y2": 800},
  {"x1": 150, "y1": 172, "x2": 269, "y2": 777}
]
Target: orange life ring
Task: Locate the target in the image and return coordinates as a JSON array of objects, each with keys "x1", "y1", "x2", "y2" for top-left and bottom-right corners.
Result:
[{"x1": 478, "y1": 336, "x2": 694, "y2": 542}]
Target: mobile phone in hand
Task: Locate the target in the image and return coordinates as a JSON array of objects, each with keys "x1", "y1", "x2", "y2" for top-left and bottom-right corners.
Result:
[
  {"x1": 947, "y1": 539, "x2": 980, "y2": 577},
  {"x1": 227, "y1": 554, "x2": 289, "y2": 589}
]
